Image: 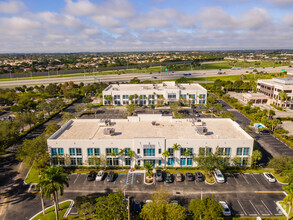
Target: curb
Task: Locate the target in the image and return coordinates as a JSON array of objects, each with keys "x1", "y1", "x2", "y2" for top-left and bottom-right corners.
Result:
[
  {"x1": 23, "y1": 165, "x2": 32, "y2": 185},
  {"x1": 205, "y1": 175, "x2": 216, "y2": 185},
  {"x1": 144, "y1": 172, "x2": 155, "y2": 185},
  {"x1": 29, "y1": 199, "x2": 74, "y2": 220},
  {"x1": 64, "y1": 200, "x2": 75, "y2": 217},
  {"x1": 276, "y1": 201, "x2": 288, "y2": 218}
]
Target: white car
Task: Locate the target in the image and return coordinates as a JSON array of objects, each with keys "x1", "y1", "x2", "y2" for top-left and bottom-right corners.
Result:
[
  {"x1": 146, "y1": 200, "x2": 153, "y2": 203},
  {"x1": 219, "y1": 201, "x2": 231, "y2": 216},
  {"x1": 214, "y1": 169, "x2": 225, "y2": 183},
  {"x1": 263, "y1": 172, "x2": 276, "y2": 183},
  {"x1": 95, "y1": 170, "x2": 105, "y2": 181}
]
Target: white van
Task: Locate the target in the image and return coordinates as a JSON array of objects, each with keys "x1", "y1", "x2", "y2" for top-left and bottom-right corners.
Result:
[{"x1": 214, "y1": 169, "x2": 225, "y2": 183}]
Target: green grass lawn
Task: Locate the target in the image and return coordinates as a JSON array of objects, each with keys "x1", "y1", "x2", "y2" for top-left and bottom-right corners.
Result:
[
  {"x1": 25, "y1": 167, "x2": 40, "y2": 184},
  {"x1": 32, "y1": 201, "x2": 71, "y2": 220}
]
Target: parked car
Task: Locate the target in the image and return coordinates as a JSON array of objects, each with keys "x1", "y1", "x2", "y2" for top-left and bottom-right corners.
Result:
[
  {"x1": 87, "y1": 171, "x2": 96, "y2": 181},
  {"x1": 96, "y1": 170, "x2": 105, "y2": 181},
  {"x1": 214, "y1": 169, "x2": 225, "y2": 183},
  {"x1": 259, "y1": 129, "x2": 270, "y2": 135},
  {"x1": 185, "y1": 172, "x2": 194, "y2": 181},
  {"x1": 165, "y1": 172, "x2": 173, "y2": 183},
  {"x1": 107, "y1": 171, "x2": 115, "y2": 182},
  {"x1": 219, "y1": 201, "x2": 231, "y2": 216},
  {"x1": 133, "y1": 201, "x2": 142, "y2": 215},
  {"x1": 175, "y1": 173, "x2": 183, "y2": 182},
  {"x1": 146, "y1": 200, "x2": 153, "y2": 203},
  {"x1": 194, "y1": 172, "x2": 205, "y2": 182},
  {"x1": 263, "y1": 172, "x2": 276, "y2": 183},
  {"x1": 156, "y1": 170, "x2": 163, "y2": 182}
]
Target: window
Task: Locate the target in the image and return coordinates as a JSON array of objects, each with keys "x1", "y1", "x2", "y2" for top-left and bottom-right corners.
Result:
[
  {"x1": 107, "y1": 158, "x2": 112, "y2": 166},
  {"x1": 114, "y1": 95, "x2": 120, "y2": 99},
  {"x1": 52, "y1": 157, "x2": 58, "y2": 165},
  {"x1": 137, "y1": 149, "x2": 140, "y2": 154},
  {"x1": 77, "y1": 158, "x2": 83, "y2": 165},
  {"x1": 113, "y1": 158, "x2": 119, "y2": 166},
  {"x1": 123, "y1": 95, "x2": 129, "y2": 99},
  {"x1": 158, "y1": 149, "x2": 161, "y2": 154},
  {"x1": 113, "y1": 148, "x2": 118, "y2": 155},
  {"x1": 168, "y1": 148, "x2": 174, "y2": 156},
  {"x1": 125, "y1": 158, "x2": 131, "y2": 166},
  {"x1": 88, "y1": 158, "x2": 94, "y2": 165},
  {"x1": 180, "y1": 94, "x2": 187, "y2": 98},
  {"x1": 87, "y1": 148, "x2": 93, "y2": 156},
  {"x1": 236, "y1": 148, "x2": 243, "y2": 156},
  {"x1": 158, "y1": 160, "x2": 162, "y2": 166},
  {"x1": 114, "y1": 101, "x2": 121, "y2": 105},
  {"x1": 51, "y1": 148, "x2": 57, "y2": 156},
  {"x1": 125, "y1": 148, "x2": 130, "y2": 156},
  {"x1": 243, "y1": 148, "x2": 250, "y2": 156},
  {"x1": 138, "y1": 160, "x2": 140, "y2": 166},
  {"x1": 168, "y1": 93, "x2": 176, "y2": 99},
  {"x1": 106, "y1": 148, "x2": 112, "y2": 156},
  {"x1": 94, "y1": 148, "x2": 100, "y2": 156},
  {"x1": 144, "y1": 149, "x2": 155, "y2": 156},
  {"x1": 57, "y1": 148, "x2": 64, "y2": 156},
  {"x1": 187, "y1": 158, "x2": 193, "y2": 166},
  {"x1": 168, "y1": 158, "x2": 174, "y2": 166},
  {"x1": 189, "y1": 94, "x2": 195, "y2": 99},
  {"x1": 180, "y1": 158, "x2": 186, "y2": 166},
  {"x1": 69, "y1": 148, "x2": 75, "y2": 156},
  {"x1": 199, "y1": 94, "x2": 206, "y2": 99},
  {"x1": 242, "y1": 158, "x2": 248, "y2": 166},
  {"x1": 180, "y1": 148, "x2": 186, "y2": 156},
  {"x1": 76, "y1": 148, "x2": 82, "y2": 156},
  {"x1": 224, "y1": 148, "x2": 231, "y2": 156},
  {"x1": 71, "y1": 158, "x2": 76, "y2": 166},
  {"x1": 59, "y1": 158, "x2": 64, "y2": 165},
  {"x1": 123, "y1": 101, "x2": 128, "y2": 105},
  {"x1": 199, "y1": 147, "x2": 212, "y2": 155}
]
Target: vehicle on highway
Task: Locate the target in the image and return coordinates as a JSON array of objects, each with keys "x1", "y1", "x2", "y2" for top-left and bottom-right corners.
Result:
[
  {"x1": 183, "y1": 73, "x2": 191, "y2": 76},
  {"x1": 146, "y1": 200, "x2": 153, "y2": 203},
  {"x1": 214, "y1": 169, "x2": 225, "y2": 183},
  {"x1": 219, "y1": 201, "x2": 231, "y2": 216},
  {"x1": 153, "y1": 76, "x2": 157, "y2": 79},
  {"x1": 263, "y1": 172, "x2": 276, "y2": 182},
  {"x1": 217, "y1": 72, "x2": 222, "y2": 75},
  {"x1": 194, "y1": 172, "x2": 205, "y2": 182},
  {"x1": 246, "y1": 71, "x2": 249, "y2": 73},
  {"x1": 165, "y1": 172, "x2": 173, "y2": 183},
  {"x1": 133, "y1": 201, "x2": 142, "y2": 215},
  {"x1": 175, "y1": 173, "x2": 183, "y2": 182},
  {"x1": 87, "y1": 171, "x2": 96, "y2": 181},
  {"x1": 185, "y1": 172, "x2": 194, "y2": 181},
  {"x1": 156, "y1": 170, "x2": 163, "y2": 182},
  {"x1": 107, "y1": 171, "x2": 115, "y2": 182},
  {"x1": 149, "y1": 72, "x2": 152, "y2": 74},
  {"x1": 95, "y1": 170, "x2": 105, "y2": 181}
]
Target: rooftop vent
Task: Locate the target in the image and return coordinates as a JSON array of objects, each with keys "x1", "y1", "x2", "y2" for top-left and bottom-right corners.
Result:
[
  {"x1": 99, "y1": 119, "x2": 111, "y2": 126},
  {"x1": 152, "y1": 121, "x2": 156, "y2": 126},
  {"x1": 103, "y1": 128, "x2": 115, "y2": 136},
  {"x1": 195, "y1": 126, "x2": 208, "y2": 135}
]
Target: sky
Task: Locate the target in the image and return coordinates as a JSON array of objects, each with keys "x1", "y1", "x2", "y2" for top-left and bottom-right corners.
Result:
[{"x1": 0, "y1": 0, "x2": 293, "y2": 53}]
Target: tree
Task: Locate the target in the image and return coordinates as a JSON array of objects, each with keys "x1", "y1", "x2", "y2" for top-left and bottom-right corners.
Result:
[
  {"x1": 100, "y1": 154, "x2": 107, "y2": 169},
  {"x1": 76, "y1": 199, "x2": 95, "y2": 220},
  {"x1": 126, "y1": 104, "x2": 137, "y2": 116},
  {"x1": 268, "y1": 155, "x2": 293, "y2": 174},
  {"x1": 283, "y1": 184, "x2": 293, "y2": 220},
  {"x1": 95, "y1": 192, "x2": 127, "y2": 220},
  {"x1": 61, "y1": 112, "x2": 75, "y2": 124},
  {"x1": 144, "y1": 161, "x2": 153, "y2": 176},
  {"x1": 251, "y1": 150, "x2": 262, "y2": 168},
  {"x1": 45, "y1": 122, "x2": 60, "y2": 137},
  {"x1": 128, "y1": 150, "x2": 135, "y2": 167},
  {"x1": 162, "y1": 150, "x2": 170, "y2": 168},
  {"x1": 188, "y1": 196, "x2": 223, "y2": 220},
  {"x1": 279, "y1": 91, "x2": 288, "y2": 101},
  {"x1": 36, "y1": 166, "x2": 69, "y2": 220},
  {"x1": 119, "y1": 149, "x2": 125, "y2": 167},
  {"x1": 165, "y1": 203, "x2": 186, "y2": 220}
]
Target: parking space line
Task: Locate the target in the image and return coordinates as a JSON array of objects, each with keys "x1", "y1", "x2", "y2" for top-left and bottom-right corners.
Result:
[
  {"x1": 251, "y1": 174, "x2": 260, "y2": 184},
  {"x1": 131, "y1": 174, "x2": 134, "y2": 184},
  {"x1": 241, "y1": 173, "x2": 249, "y2": 184},
  {"x1": 126, "y1": 173, "x2": 129, "y2": 184},
  {"x1": 261, "y1": 200, "x2": 273, "y2": 216},
  {"x1": 237, "y1": 200, "x2": 247, "y2": 216},
  {"x1": 233, "y1": 174, "x2": 239, "y2": 184},
  {"x1": 249, "y1": 200, "x2": 260, "y2": 216},
  {"x1": 73, "y1": 174, "x2": 79, "y2": 184}
]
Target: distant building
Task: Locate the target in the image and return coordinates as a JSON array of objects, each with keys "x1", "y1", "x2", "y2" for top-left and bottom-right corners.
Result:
[
  {"x1": 48, "y1": 115, "x2": 254, "y2": 168},
  {"x1": 242, "y1": 93, "x2": 269, "y2": 105},
  {"x1": 257, "y1": 77, "x2": 293, "y2": 108},
  {"x1": 102, "y1": 82, "x2": 207, "y2": 106}
]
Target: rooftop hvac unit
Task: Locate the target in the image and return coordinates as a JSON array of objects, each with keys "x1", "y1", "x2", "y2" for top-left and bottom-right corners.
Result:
[
  {"x1": 99, "y1": 119, "x2": 111, "y2": 126},
  {"x1": 103, "y1": 128, "x2": 115, "y2": 136},
  {"x1": 195, "y1": 126, "x2": 208, "y2": 135}
]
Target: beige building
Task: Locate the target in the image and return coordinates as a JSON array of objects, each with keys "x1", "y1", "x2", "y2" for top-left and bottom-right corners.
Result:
[
  {"x1": 102, "y1": 82, "x2": 207, "y2": 106},
  {"x1": 242, "y1": 93, "x2": 269, "y2": 105},
  {"x1": 48, "y1": 114, "x2": 254, "y2": 168}
]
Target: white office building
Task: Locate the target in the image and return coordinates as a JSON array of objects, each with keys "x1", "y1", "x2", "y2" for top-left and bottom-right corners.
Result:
[
  {"x1": 48, "y1": 115, "x2": 254, "y2": 168},
  {"x1": 102, "y1": 82, "x2": 207, "y2": 106}
]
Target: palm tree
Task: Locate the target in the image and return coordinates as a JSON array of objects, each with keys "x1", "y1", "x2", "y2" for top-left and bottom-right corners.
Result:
[
  {"x1": 128, "y1": 150, "x2": 135, "y2": 168},
  {"x1": 162, "y1": 150, "x2": 170, "y2": 168},
  {"x1": 184, "y1": 149, "x2": 191, "y2": 157},
  {"x1": 119, "y1": 149, "x2": 125, "y2": 167},
  {"x1": 283, "y1": 184, "x2": 293, "y2": 220},
  {"x1": 36, "y1": 166, "x2": 69, "y2": 220},
  {"x1": 173, "y1": 143, "x2": 181, "y2": 165},
  {"x1": 110, "y1": 151, "x2": 118, "y2": 166},
  {"x1": 144, "y1": 161, "x2": 154, "y2": 177}
]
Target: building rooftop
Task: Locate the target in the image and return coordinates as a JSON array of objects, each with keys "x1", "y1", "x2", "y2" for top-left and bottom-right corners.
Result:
[
  {"x1": 258, "y1": 77, "x2": 293, "y2": 86},
  {"x1": 49, "y1": 115, "x2": 252, "y2": 141},
  {"x1": 103, "y1": 82, "x2": 206, "y2": 93},
  {"x1": 243, "y1": 93, "x2": 269, "y2": 98}
]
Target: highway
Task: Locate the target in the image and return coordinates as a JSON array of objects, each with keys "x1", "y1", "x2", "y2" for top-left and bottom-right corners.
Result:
[{"x1": 0, "y1": 66, "x2": 289, "y2": 88}]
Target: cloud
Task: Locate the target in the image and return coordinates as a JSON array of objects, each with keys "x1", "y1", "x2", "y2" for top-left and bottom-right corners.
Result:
[
  {"x1": 264, "y1": 0, "x2": 293, "y2": 7},
  {"x1": 0, "y1": 17, "x2": 41, "y2": 35},
  {"x1": 282, "y1": 13, "x2": 293, "y2": 26},
  {"x1": 0, "y1": 0, "x2": 26, "y2": 14},
  {"x1": 91, "y1": 15, "x2": 120, "y2": 27},
  {"x1": 240, "y1": 7, "x2": 271, "y2": 29}
]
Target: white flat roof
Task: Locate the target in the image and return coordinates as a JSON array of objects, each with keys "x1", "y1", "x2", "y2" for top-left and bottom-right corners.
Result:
[
  {"x1": 50, "y1": 116, "x2": 251, "y2": 141},
  {"x1": 104, "y1": 82, "x2": 206, "y2": 93}
]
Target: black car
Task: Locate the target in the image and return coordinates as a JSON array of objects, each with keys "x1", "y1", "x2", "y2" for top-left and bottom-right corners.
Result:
[
  {"x1": 185, "y1": 172, "x2": 194, "y2": 181},
  {"x1": 87, "y1": 171, "x2": 96, "y2": 181},
  {"x1": 259, "y1": 129, "x2": 270, "y2": 135},
  {"x1": 194, "y1": 172, "x2": 205, "y2": 182},
  {"x1": 165, "y1": 172, "x2": 173, "y2": 183},
  {"x1": 133, "y1": 201, "x2": 142, "y2": 215},
  {"x1": 107, "y1": 171, "x2": 115, "y2": 182}
]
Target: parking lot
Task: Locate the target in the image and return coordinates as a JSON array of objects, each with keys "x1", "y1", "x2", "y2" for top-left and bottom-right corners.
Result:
[{"x1": 65, "y1": 172, "x2": 285, "y2": 217}]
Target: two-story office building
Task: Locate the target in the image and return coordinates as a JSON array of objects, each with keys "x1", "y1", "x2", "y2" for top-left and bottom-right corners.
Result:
[
  {"x1": 257, "y1": 77, "x2": 293, "y2": 108},
  {"x1": 48, "y1": 114, "x2": 254, "y2": 168},
  {"x1": 102, "y1": 82, "x2": 207, "y2": 106}
]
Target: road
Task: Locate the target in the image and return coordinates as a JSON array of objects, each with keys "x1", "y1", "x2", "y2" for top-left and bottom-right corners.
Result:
[{"x1": 0, "y1": 66, "x2": 289, "y2": 88}]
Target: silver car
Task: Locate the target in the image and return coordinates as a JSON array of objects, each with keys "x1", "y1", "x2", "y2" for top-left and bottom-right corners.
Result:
[{"x1": 96, "y1": 170, "x2": 105, "y2": 181}]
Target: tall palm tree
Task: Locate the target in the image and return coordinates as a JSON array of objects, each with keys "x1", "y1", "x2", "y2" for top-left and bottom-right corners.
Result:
[
  {"x1": 162, "y1": 150, "x2": 170, "y2": 168},
  {"x1": 36, "y1": 166, "x2": 69, "y2": 220},
  {"x1": 128, "y1": 150, "x2": 135, "y2": 168},
  {"x1": 144, "y1": 161, "x2": 154, "y2": 176},
  {"x1": 119, "y1": 149, "x2": 125, "y2": 167},
  {"x1": 283, "y1": 184, "x2": 293, "y2": 220},
  {"x1": 173, "y1": 143, "x2": 181, "y2": 166}
]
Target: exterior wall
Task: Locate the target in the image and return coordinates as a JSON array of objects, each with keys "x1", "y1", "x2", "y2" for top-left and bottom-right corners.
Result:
[{"x1": 102, "y1": 83, "x2": 207, "y2": 106}]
